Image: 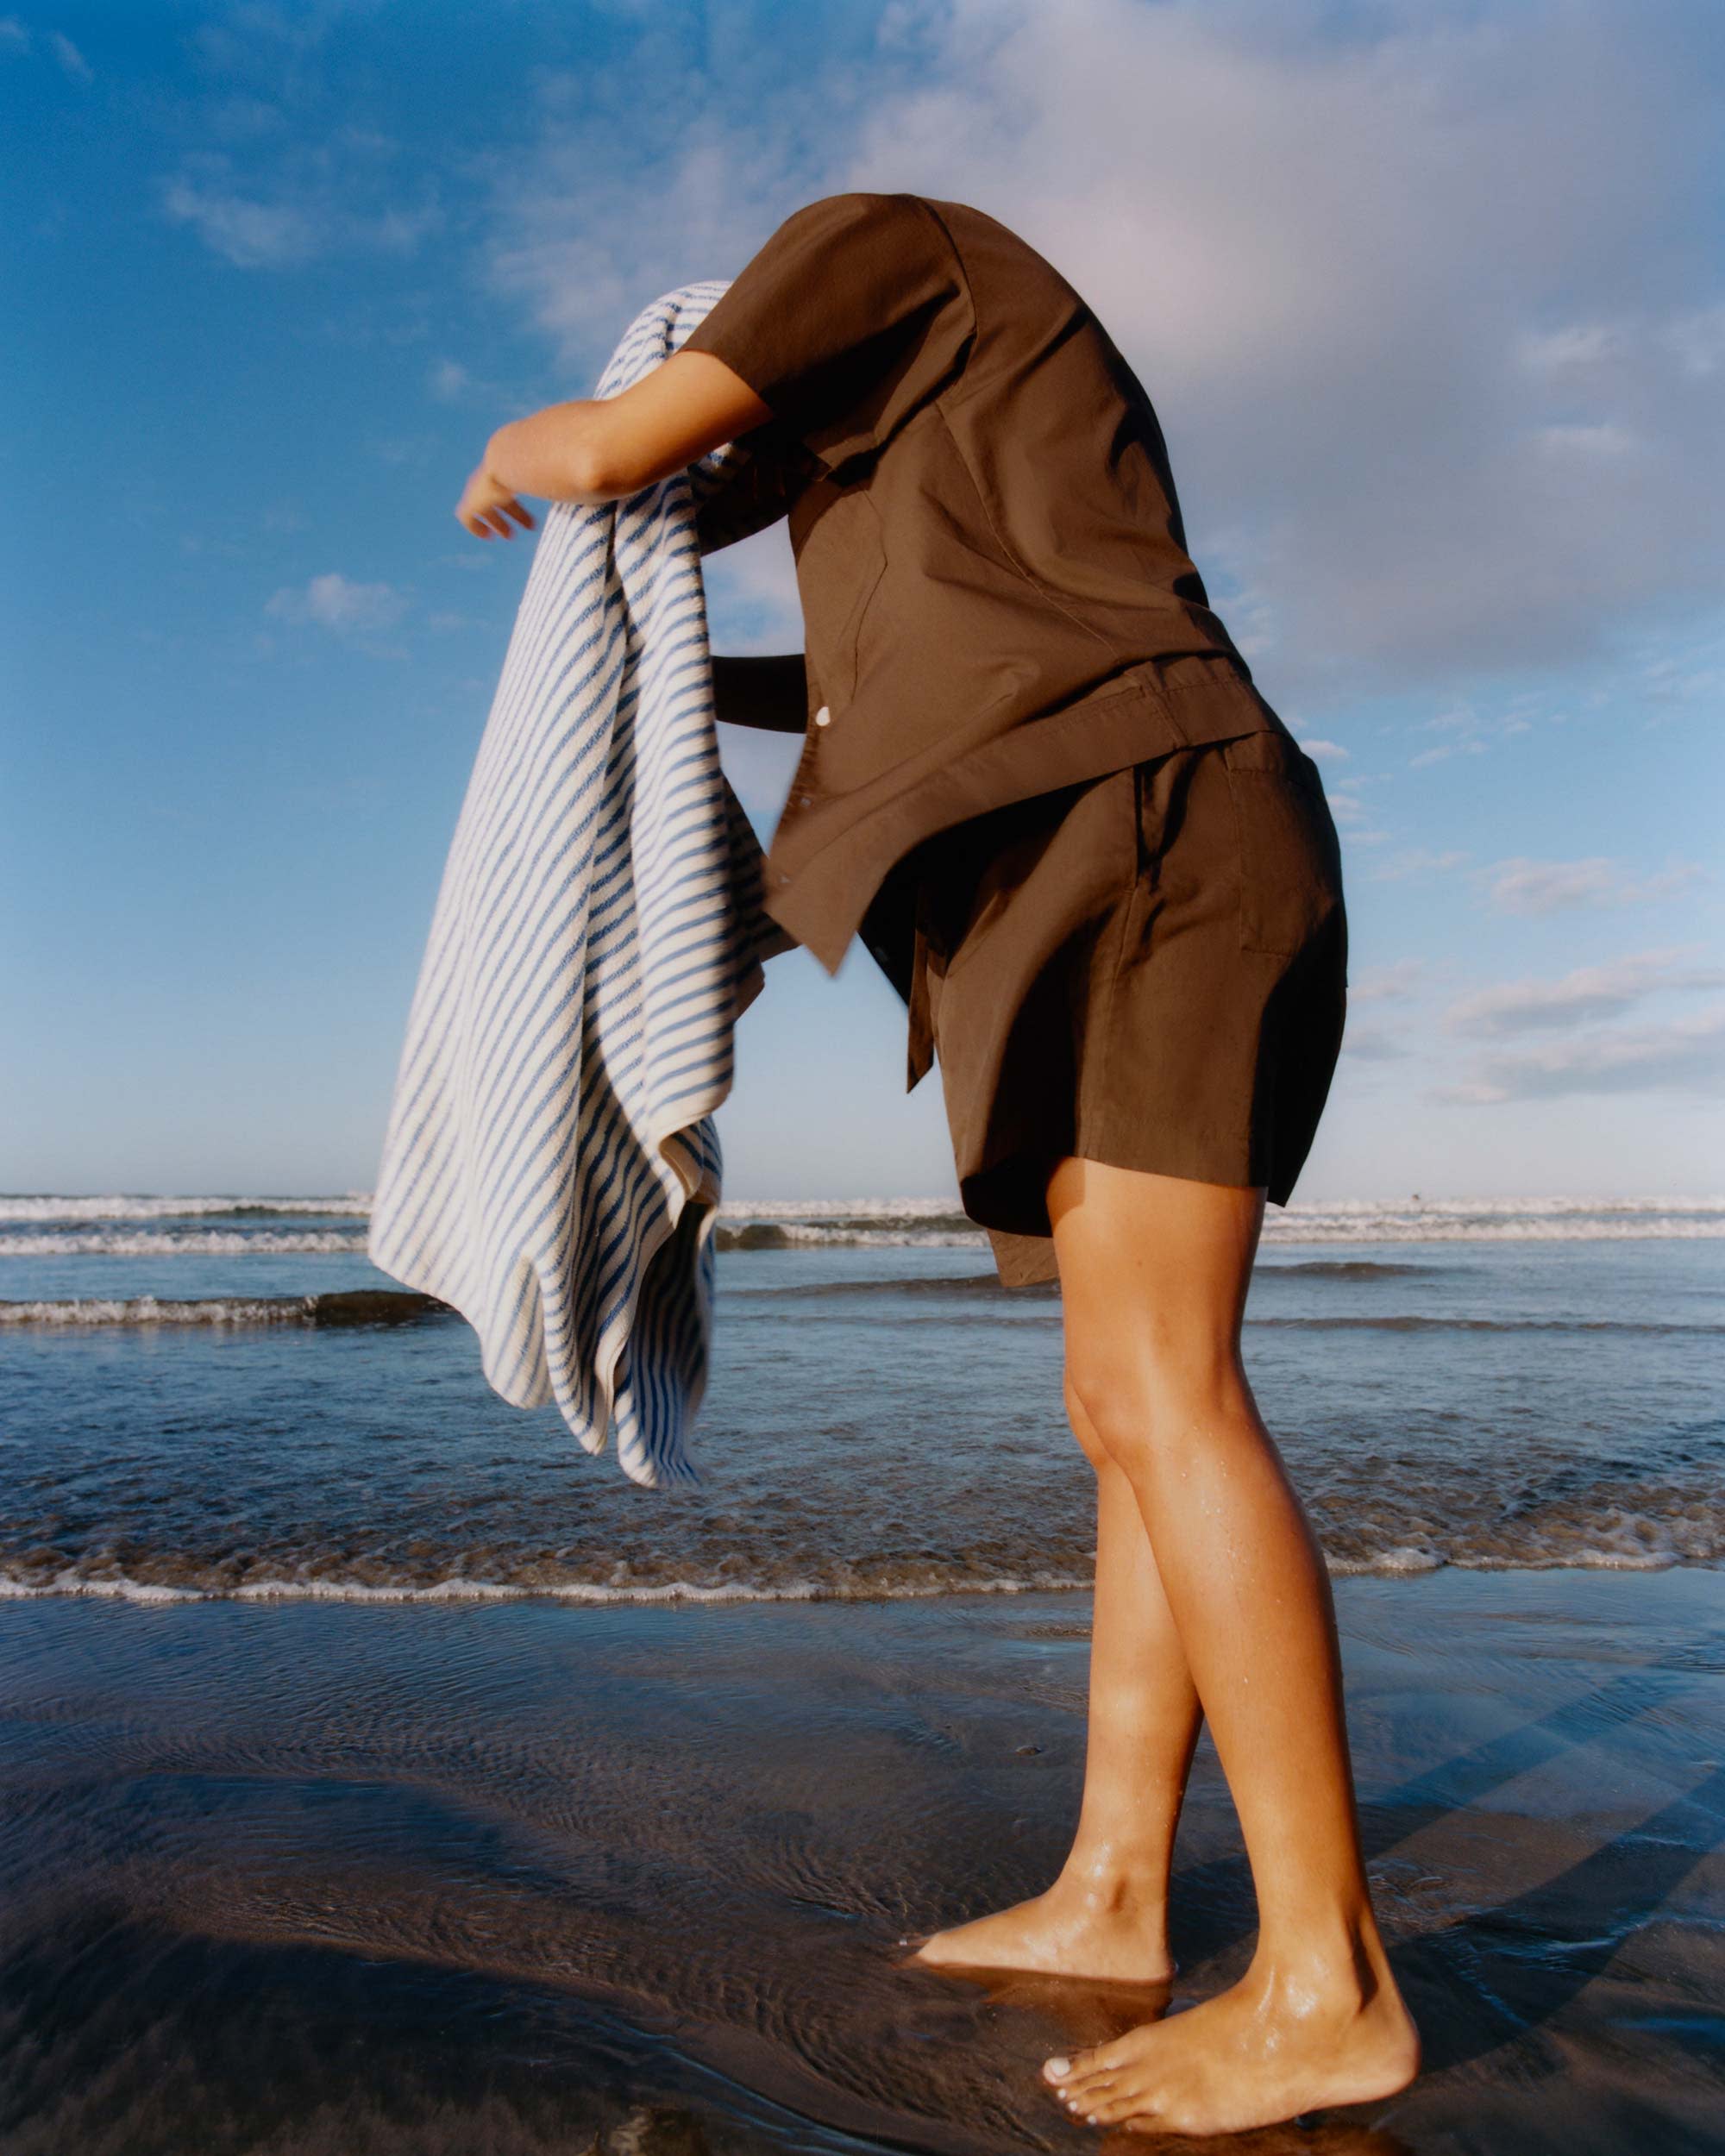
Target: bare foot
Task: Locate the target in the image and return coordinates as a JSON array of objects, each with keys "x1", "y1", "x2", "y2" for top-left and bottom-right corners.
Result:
[
  {"x1": 907, "y1": 1874, "x2": 1174, "y2": 1984},
  {"x1": 1042, "y1": 1946, "x2": 1420, "y2": 2137}
]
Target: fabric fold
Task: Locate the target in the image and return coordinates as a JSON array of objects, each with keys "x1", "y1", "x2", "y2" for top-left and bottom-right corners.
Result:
[{"x1": 367, "y1": 280, "x2": 792, "y2": 1489}]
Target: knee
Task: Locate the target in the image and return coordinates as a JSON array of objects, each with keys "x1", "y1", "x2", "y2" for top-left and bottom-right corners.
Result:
[
  {"x1": 1064, "y1": 1347, "x2": 1245, "y2": 1476},
  {"x1": 1063, "y1": 1376, "x2": 1113, "y2": 1472}
]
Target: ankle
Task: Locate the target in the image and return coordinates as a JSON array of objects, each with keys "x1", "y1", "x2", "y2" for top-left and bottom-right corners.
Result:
[
  {"x1": 1248, "y1": 1908, "x2": 1393, "y2": 2011},
  {"x1": 1052, "y1": 1846, "x2": 1170, "y2": 1919}
]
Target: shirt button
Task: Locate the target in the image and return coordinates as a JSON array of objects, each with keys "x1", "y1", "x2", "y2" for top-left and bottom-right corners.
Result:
[{"x1": 813, "y1": 705, "x2": 831, "y2": 727}]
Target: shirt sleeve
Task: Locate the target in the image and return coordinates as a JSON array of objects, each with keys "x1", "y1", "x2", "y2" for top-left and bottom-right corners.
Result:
[{"x1": 678, "y1": 192, "x2": 972, "y2": 467}]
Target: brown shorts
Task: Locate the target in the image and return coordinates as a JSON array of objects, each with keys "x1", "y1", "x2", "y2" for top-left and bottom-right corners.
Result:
[{"x1": 901, "y1": 730, "x2": 1349, "y2": 1287}]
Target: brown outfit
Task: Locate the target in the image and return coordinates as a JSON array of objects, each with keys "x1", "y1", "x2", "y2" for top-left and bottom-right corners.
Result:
[
  {"x1": 686, "y1": 191, "x2": 1348, "y2": 1278},
  {"x1": 906, "y1": 737, "x2": 1346, "y2": 1284}
]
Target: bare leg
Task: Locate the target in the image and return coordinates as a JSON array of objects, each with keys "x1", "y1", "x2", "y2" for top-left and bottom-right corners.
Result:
[
  {"x1": 911, "y1": 1382, "x2": 1202, "y2": 1981},
  {"x1": 1038, "y1": 1159, "x2": 1419, "y2": 2136}
]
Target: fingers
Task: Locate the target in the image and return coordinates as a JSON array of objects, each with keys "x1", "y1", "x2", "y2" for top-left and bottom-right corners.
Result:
[
  {"x1": 458, "y1": 504, "x2": 531, "y2": 540},
  {"x1": 455, "y1": 485, "x2": 536, "y2": 540}
]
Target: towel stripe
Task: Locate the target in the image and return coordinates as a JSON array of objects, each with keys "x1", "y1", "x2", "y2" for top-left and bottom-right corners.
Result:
[{"x1": 368, "y1": 280, "x2": 792, "y2": 1489}]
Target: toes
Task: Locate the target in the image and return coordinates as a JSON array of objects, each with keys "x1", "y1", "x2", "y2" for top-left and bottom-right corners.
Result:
[
  {"x1": 1057, "y1": 2075, "x2": 1122, "y2": 2126},
  {"x1": 1088, "y1": 2084, "x2": 1157, "y2": 2128},
  {"x1": 1054, "y1": 2043, "x2": 1104, "y2": 2084},
  {"x1": 1068, "y1": 2071, "x2": 1118, "y2": 2099},
  {"x1": 1062, "y1": 2055, "x2": 1120, "y2": 2098},
  {"x1": 1056, "y1": 2076, "x2": 1113, "y2": 2111}
]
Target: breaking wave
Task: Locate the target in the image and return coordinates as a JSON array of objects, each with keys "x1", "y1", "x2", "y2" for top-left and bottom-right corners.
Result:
[{"x1": 3, "y1": 1191, "x2": 1722, "y2": 1257}]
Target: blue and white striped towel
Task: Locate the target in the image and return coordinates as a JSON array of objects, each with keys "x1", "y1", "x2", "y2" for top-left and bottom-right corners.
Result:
[{"x1": 367, "y1": 281, "x2": 793, "y2": 1489}]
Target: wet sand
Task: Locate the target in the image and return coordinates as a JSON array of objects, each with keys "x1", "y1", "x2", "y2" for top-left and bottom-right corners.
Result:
[{"x1": 2, "y1": 1569, "x2": 1722, "y2": 2154}]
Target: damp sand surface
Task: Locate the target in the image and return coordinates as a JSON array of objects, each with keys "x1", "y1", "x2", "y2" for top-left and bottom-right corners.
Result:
[{"x1": 3, "y1": 1570, "x2": 1722, "y2": 2156}]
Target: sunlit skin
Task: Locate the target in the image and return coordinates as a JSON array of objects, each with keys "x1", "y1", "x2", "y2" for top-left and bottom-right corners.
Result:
[
  {"x1": 910, "y1": 1159, "x2": 1420, "y2": 2135},
  {"x1": 455, "y1": 361, "x2": 1421, "y2": 2138},
  {"x1": 452, "y1": 349, "x2": 773, "y2": 537}
]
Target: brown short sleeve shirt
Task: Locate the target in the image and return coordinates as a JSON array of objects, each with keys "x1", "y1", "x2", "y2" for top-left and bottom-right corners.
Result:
[{"x1": 681, "y1": 190, "x2": 1287, "y2": 974}]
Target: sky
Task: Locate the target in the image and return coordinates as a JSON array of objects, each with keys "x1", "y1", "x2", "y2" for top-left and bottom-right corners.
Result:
[{"x1": 3, "y1": 0, "x2": 1722, "y2": 1203}]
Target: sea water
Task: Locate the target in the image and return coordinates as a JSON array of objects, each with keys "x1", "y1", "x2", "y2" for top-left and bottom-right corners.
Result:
[{"x1": 2, "y1": 1194, "x2": 1721, "y2": 1602}]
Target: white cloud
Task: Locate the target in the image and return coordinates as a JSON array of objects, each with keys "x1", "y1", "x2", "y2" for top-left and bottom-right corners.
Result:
[
  {"x1": 705, "y1": 521, "x2": 803, "y2": 642},
  {"x1": 1440, "y1": 1006, "x2": 1725, "y2": 1103},
  {"x1": 160, "y1": 133, "x2": 440, "y2": 271},
  {"x1": 189, "y1": 7, "x2": 332, "y2": 83},
  {"x1": 1406, "y1": 699, "x2": 1538, "y2": 767},
  {"x1": 1515, "y1": 321, "x2": 1635, "y2": 372},
  {"x1": 1296, "y1": 736, "x2": 1350, "y2": 761},
  {"x1": 1483, "y1": 855, "x2": 1709, "y2": 915},
  {"x1": 1408, "y1": 740, "x2": 1483, "y2": 768},
  {"x1": 50, "y1": 29, "x2": 90, "y2": 82},
  {"x1": 1446, "y1": 949, "x2": 1725, "y2": 1038},
  {"x1": 161, "y1": 176, "x2": 323, "y2": 268},
  {"x1": 1371, "y1": 848, "x2": 1470, "y2": 882},
  {"x1": 265, "y1": 573, "x2": 409, "y2": 633},
  {"x1": 1351, "y1": 959, "x2": 1427, "y2": 1005},
  {"x1": 481, "y1": 121, "x2": 788, "y2": 366},
  {"x1": 428, "y1": 358, "x2": 471, "y2": 402},
  {"x1": 1339, "y1": 1025, "x2": 1413, "y2": 1062},
  {"x1": 2, "y1": 16, "x2": 91, "y2": 78},
  {"x1": 480, "y1": 0, "x2": 1725, "y2": 701},
  {"x1": 1532, "y1": 420, "x2": 1639, "y2": 460},
  {"x1": 1664, "y1": 303, "x2": 1725, "y2": 378}
]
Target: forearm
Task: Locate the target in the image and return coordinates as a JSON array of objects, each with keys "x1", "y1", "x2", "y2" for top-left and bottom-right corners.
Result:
[
  {"x1": 711, "y1": 654, "x2": 809, "y2": 734},
  {"x1": 485, "y1": 353, "x2": 778, "y2": 507},
  {"x1": 485, "y1": 401, "x2": 618, "y2": 505}
]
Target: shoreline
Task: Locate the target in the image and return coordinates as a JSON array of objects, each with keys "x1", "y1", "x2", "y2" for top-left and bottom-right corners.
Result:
[
  {"x1": 4, "y1": 1554, "x2": 1725, "y2": 1604},
  {"x1": 3, "y1": 1554, "x2": 1723, "y2": 1608}
]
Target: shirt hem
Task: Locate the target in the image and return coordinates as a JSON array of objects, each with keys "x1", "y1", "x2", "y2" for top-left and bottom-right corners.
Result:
[{"x1": 767, "y1": 658, "x2": 1286, "y2": 974}]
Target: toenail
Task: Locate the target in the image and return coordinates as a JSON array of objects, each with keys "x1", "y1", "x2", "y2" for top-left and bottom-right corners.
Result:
[{"x1": 1047, "y1": 2057, "x2": 1070, "y2": 2078}]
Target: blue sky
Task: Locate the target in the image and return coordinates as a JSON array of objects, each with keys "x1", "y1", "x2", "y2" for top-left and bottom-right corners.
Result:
[{"x1": 3, "y1": 0, "x2": 1722, "y2": 1202}]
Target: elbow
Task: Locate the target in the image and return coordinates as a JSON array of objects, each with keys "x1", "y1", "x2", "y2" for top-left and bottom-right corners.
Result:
[
  {"x1": 564, "y1": 442, "x2": 624, "y2": 501},
  {"x1": 565, "y1": 412, "x2": 645, "y2": 503}
]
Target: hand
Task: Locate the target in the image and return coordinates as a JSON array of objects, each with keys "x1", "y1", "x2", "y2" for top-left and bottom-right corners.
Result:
[{"x1": 455, "y1": 454, "x2": 536, "y2": 541}]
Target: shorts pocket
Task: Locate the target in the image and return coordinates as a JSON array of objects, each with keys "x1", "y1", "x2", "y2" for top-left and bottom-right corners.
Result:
[
  {"x1": 920, "y1": 784, "x2": 1084, "y2": 985},
  {"x1": 1130, "y1": 749, "x2": 1185, "y2": 881},
  {"x1": 1220, "y1": 733, "x2": 1345, "y2": 956}
]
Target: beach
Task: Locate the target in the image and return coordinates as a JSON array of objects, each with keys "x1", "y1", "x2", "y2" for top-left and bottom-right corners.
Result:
[
  {"x1": 3, "y1": 1576, "x2": 1722, "y2": 2154},
  {"x1": 1, "y1": 1194, "x2": 1722, "y2": 2150}
]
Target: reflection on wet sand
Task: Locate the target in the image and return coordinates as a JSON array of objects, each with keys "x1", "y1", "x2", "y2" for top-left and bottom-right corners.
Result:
[
  {"x1": 893, "y1": 1961, "x2": 1176, "y2": 2041},
  {"x1": 1, "y1": 1570, "x2": 1721, "y2": 2154}
]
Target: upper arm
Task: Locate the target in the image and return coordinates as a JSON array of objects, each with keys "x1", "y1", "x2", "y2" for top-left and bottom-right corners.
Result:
[
  {"x1": 674, "y1": 192, "x2": 971, "y2": 467},
  {"x1": 584, "y1": 191, "x2": 969, "y2": 495},
  {"x1": 587, "y1": 348, "x2": 775, "y2": 496}
]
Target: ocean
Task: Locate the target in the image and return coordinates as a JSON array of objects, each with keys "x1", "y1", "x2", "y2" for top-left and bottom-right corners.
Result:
[
  {"x1": 3, "y1": 1193, "x2": 1721, "y2": 1602},
  {"x1": 3, "y1": 1192, "x2": 1723, "y2": 2153}
]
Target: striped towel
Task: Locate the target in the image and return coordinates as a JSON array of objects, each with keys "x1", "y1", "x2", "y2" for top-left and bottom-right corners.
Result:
[{"x1": 367, "y1": 281, "x2": 793, "y2": 1489}]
